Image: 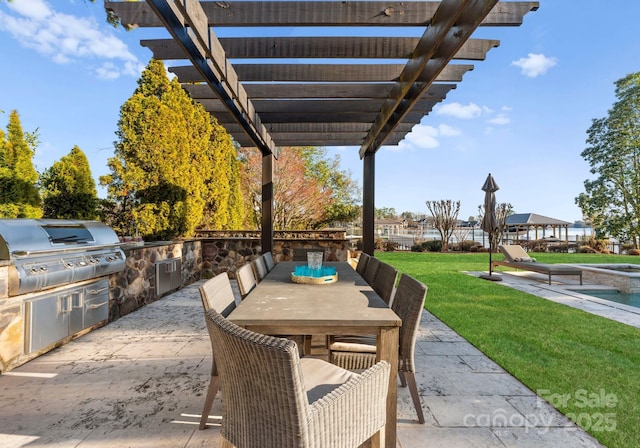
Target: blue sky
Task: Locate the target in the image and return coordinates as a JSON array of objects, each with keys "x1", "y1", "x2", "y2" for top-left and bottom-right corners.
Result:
[{"x1": 1, "y1": 0, "x2": 639, "y2": 224}]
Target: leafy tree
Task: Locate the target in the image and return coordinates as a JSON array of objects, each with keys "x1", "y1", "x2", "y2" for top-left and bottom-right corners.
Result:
[
  {"x1": 425, "y1": 199, "x2": 460, "y2": 252},
  {"x1": 0, "y1": 110, "x2": 42, "y2": 218},
  {"x1": 400, "y1": 211, "x2": 419, "y2": 222},
  {"x1": 375, "y1": 207, "x2": 397, "y2": 219},
  {"x1": 101, "y1": 59, "x2": 213, "y2": 240},
  {"x1": 238, "y1": 146, "x2": 338, "y2": 230},
  {"x1": 299, "y1": 147, "x2": 361, "y2": 225},
  {"x1": 576, "y1": 72, "x2": 640, "y2": 245},
  {"x1": 40, "y1": 146, "x2": 98, "y2": 219}
]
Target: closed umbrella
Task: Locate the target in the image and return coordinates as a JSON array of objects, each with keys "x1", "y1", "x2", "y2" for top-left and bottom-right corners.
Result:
[{"x1": 481, "y1": 173, "x2": 501, "y2": 281}]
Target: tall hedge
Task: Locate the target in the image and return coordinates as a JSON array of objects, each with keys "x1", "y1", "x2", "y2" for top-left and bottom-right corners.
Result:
[{"x1": 102, "y1": 59, "x2": 213, "y2": 240}]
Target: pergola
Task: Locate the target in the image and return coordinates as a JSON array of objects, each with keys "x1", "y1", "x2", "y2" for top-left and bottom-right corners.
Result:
[{"x1": 105, "y1": 0, "x2": 538, "y2": 255}]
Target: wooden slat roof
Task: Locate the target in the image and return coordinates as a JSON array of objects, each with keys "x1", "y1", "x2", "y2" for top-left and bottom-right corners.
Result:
[
  {"x1": 506, "y1": 213, "x2": 571, "y2": 226},
  {"x1": 105, "y1": 0, "x2": 538, "y2": 157}
]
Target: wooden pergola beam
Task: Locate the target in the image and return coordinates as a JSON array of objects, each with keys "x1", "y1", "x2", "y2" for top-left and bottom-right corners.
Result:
[
  {"x1": 223, "y1": 122, "x2": 417, "y2": 134},
  {"x1": 182, "y1": 83, "x2": 408, "y2": 100},
  {"x1": 169, "y1": 63, "x2": 473, "y2": 83},
  {"x1": 107, "y1": 1, "x2": 539, "y2": 28},
  {"x1": 142, "y1": 37, "x2": 499, "y2": 60}
]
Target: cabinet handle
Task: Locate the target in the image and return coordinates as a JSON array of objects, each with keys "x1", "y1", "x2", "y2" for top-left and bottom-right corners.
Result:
[
  {"x1": 60, "y1": 295, "x2": 72, "y2": 313},
  {"x1": 72, "y1": 292, "x2": 83, "y2": 309},
  {"x1": 88, "y1": 287, "x2": 108, "y2": 295},
  {"x1": 86, "y1": 302, "x2": 108, "y2": 310}
]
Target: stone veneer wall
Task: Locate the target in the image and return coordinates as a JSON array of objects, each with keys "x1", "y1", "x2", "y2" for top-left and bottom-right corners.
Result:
[
  {"x1": 0, "y1": 231, "x2": 349, "y2": 372},
  {"x1": 107, "y1": 230, "x2": 350, "y2": 321}
]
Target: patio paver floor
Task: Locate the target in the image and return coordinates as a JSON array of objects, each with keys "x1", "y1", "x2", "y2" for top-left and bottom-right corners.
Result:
[{"x1": 0, "y1": 275, "x2": 610, "y2": 447}]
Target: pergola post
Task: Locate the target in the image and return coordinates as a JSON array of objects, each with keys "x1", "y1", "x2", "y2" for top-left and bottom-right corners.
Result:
[
  {"x1": 362, "y1": 152, "x2": 375, "y2": 255},
  {"x1": 261, "y1": 154, "x2": 274, "y2": 254}
]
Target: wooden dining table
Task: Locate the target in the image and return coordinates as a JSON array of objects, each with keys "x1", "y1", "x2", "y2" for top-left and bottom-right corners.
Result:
[{"x1": 228, "y1": 261, "x2": 401, "y2": 447}]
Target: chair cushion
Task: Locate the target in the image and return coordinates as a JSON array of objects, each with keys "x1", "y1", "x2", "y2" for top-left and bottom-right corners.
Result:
[
  {"x1": 499, "y1": 245, "x2": 530, "y2": 262},
  {"x1": 329, "y1": 336, "x2": 377, "y2": 354},
  {"x1": 300, "y1": 357, "x2": 357, "y2": 403}
]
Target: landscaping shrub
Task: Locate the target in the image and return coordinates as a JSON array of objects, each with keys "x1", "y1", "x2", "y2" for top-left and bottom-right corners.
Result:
[
  {"x1": 421, "y1": 240, "x2": 442, "y2": 252},
  {"x1": 383, "y1": 240, "x2": 397, "y2": 251}
]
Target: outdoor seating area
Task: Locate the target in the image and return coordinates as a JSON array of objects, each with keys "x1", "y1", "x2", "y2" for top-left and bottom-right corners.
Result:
[
  {"x1": 0, "y1": 258, "x2": 604, "y2": 448},
  {"x1": 493, "y1": 244, "x2": 583, "y2": 285}
]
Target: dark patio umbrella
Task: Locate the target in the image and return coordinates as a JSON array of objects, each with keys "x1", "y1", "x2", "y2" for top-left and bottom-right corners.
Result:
[{"x1": 481, "y1": 173, "x2": 502, "y2": 281}]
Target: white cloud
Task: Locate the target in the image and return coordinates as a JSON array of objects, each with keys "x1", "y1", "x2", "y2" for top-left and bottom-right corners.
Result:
[
  {"x1": 95, "y1": 62, "x2": 121, "y2": 80},
  {"x1": 7, "y1": 0, "x2": 51, "y2": 20},
  {"x1": 511, "y1": 53, "x2": 557, "y2": 78},
  {"x1": 487, "y1": 113, "x2": 510, "y2": 125},
  {"x1": 398, "y1": 123, "x2": 462, "y2": 151},
  {"x1": 0, "y1": 0, "x2": 140, "y2": 79},
  {"x1": 438, "y1": 124, "x2": 461, "y2": 137},
  {"x1": 401, "y1": 125, "x2": 439, "y2": 150},
  {"x1": 435, "y1": 102, "x2": 483, "y2": 119}
]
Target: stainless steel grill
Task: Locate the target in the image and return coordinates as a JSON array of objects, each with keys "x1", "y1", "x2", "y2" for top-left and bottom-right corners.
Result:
[
  {"x1": 0, "y1": 219, "x2": 125, "y2": 296},
  {"x1": 0, "y1": 219, "x2": 126, "y2": 355}
]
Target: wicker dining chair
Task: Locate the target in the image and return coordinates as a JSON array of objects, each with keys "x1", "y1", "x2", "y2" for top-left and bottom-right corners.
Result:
[
  {"x1": 236, "y1": 263, "x2": 257, "y2": 298},
  {"x1": 252, "y1": 256, "x2": 268, "y2": 283},
  {"x1": 355, "y1": 252, "x2": 370, "y2": 276},
  {"x1": 329, "y1": 273, "x2": 428, "y2": 423},
  {"x1": 205, "y1": 308, "x2": 391, "y2": 447},
  {"x1": 262, "y1": 252, "x2": 275, "y2": 272},
  {"x1": 372, "y1": 261, "x2": 398, "y2": 306},
  {"x1": 198, "y1": 273, "x2": 237, "y2": 430},
  {"x1": 363, "y1": 256, "x2": 381, "y2": 286}
]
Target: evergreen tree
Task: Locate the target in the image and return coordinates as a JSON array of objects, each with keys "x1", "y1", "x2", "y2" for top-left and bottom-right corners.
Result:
[
  {"x1": 201, "y1": 119, "x2": 232, "y2": 229},
  {"x1": 199, "y1": 118, "x2": 245, "y2": 230},
  {"x1": 40, "y1": 146, "x2": 98, "y2": 219},
  {"x1": 0, "y1": 110, "x2": 42, "y2": 218},
  {"x1": 101, "y1": 59, "x2": 213, "y2": 240}
]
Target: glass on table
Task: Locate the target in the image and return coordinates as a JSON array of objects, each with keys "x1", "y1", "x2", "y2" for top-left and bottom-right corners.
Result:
[{"x1": 307, "y1": 251, "x2": 323, "y2": 271}]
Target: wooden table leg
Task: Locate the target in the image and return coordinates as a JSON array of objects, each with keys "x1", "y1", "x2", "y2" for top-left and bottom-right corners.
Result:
[{"x1": 377, "y1": 326, "x2": 399, "y2": 447}]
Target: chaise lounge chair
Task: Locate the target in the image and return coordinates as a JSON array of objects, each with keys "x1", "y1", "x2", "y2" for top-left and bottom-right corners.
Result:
[{"x1": 493, "y1": 245, "x2": 582, "y2": 285}]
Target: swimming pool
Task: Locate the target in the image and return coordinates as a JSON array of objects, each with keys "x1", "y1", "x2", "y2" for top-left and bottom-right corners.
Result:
[{"x1": 571, "y1": 289, "x2": 640, "y2": 309}]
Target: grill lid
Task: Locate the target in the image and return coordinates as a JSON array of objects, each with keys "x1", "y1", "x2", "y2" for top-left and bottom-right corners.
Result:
[{"x1": 0, "y1": 219, "x2": 121, "y2": 260}]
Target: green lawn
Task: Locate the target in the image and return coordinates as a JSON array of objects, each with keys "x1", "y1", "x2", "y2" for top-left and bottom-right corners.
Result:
[{"x1": 376, "y1": 251, "x2": 640, "y2": 448}]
